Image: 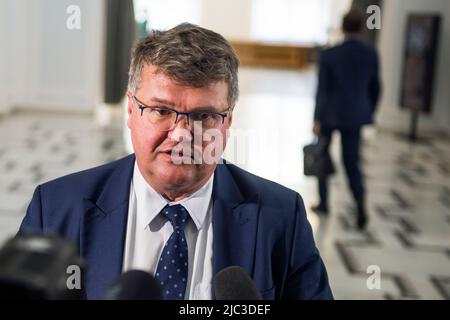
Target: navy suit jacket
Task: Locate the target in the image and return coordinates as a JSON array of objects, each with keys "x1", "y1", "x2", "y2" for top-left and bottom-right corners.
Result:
[
  {"x1": 314, "y1": 38, "x2": 381, "y2": 129},
  {"x1": 18, "y1": 154, "x2": 333, "y2": 300}
]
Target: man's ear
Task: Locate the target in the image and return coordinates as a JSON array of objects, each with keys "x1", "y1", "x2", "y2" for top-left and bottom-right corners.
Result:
[
  {"x1": 127, "y1": 92, "x2": 134, "y2": 129},
  {"x1": 127, "y1": 92, "x2": 134, "y2": 116}
]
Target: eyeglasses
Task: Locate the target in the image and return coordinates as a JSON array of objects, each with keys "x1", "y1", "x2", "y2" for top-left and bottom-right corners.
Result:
[{"x1": 132, "y1": 95, "x2": 231, "y2": 131}]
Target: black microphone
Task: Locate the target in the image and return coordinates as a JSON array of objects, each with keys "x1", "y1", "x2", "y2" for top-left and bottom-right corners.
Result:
[
  {"x1": 214, "y1": 266, "x2": 262, "y2": 300},
  {"x1": 0, "y1": 233, "x2": 85, "y2": 300},
  {"x1": 104, "y1": 270, "x2": 161, "y2": 300}
]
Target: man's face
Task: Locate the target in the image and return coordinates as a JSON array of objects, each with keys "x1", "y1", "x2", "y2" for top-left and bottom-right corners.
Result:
[{"x1": 127, "y1": 64, "x2": 232, "y2": 197}]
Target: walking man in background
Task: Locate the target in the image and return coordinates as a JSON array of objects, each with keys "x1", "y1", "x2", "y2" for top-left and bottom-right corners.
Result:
[{"x1": 312, "y1": 10, "x2": 381, "y2": 230}]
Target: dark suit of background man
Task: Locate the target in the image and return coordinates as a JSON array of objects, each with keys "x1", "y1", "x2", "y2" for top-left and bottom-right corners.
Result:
[
  {"x1": 18, "y1": 23, "x2": 333, "y2": 300},
  {"x1": 313, "y1": 10, "x2": 381, "y2": 230}
]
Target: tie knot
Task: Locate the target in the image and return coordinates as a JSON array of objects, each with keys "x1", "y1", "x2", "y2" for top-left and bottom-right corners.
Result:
[{"x1": 161, "y1": 204, "x2": 188, "y2": 230}]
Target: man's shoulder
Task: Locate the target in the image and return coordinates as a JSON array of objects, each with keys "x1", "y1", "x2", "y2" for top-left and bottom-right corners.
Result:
[
  {"x1": 344, "y1": 39, "x2": 378, "y2": 56},
  {"x1": 39, "y1": 154, "x2": 134, "y2": 195},
  {"x1": 319, "y1": 46, "x2": 333, "y2": 60},
  {"x1": 327, "y1": 39, "x2": 376, "y2": 55},
  {"x1": 319, "y1": 45, "x2": 343, "y2": 63},
  {"x1": 222, "y1": 161, "x2": 302, "y2": 208},
  {"x1": 320, "y1": 41, "x2": 348, "y2": 55}
]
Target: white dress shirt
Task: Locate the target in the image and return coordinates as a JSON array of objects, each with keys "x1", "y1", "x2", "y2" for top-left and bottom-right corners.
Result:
[{"x1": 122, "y1": 162, "x2": 214, "y2": 300}]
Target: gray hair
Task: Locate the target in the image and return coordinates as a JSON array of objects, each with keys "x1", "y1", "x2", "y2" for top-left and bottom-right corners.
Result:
[{"x1": 128, "y1": 23, "x2": 240, "y2": 106}]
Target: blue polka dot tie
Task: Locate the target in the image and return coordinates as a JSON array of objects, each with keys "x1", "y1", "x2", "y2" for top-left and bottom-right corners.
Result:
[{"x1": 155, "y1": 204, "x2": 189, "y2": 300}]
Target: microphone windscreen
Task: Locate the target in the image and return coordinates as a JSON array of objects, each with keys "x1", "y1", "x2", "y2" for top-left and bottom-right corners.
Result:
[
  {"x1": 0, "y1": 233, "x2": 84, "y2": 300},
  {"x1": 104, "y1": 270, "x2": 161, "y2": 300},
  {"x1": 214, "y1": 266, "x2": 262, "y2": 300}
]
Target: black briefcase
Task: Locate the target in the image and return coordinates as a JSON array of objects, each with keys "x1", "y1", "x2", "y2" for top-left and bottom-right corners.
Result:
[{"x1": 303, "y1": 138, "x2": 335, "y2": 177}]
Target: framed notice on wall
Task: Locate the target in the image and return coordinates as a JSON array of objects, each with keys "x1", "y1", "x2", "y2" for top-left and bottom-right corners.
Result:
[{"x1": 399, "y1": 14, "x2": 441, "y2": 114}]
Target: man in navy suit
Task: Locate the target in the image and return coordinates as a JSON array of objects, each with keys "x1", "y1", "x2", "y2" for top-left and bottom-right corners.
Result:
[
  {"x1": 313, "y1": 10, "x2": 381, "y2": 230},
  {"x1": 18, "y1": 23, "x2": 333, "y2": 300}
]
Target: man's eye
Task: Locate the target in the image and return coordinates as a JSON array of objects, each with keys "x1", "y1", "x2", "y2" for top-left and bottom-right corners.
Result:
[
  {"x1": 192, "y1": 113, "x2": 213, "y2": 121},
  {"x1": 154, "y1": 108, "x2": 172, "y2": 116}
]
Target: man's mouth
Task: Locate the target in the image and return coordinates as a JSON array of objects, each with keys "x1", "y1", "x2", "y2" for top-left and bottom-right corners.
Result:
[
  {"x1": 161, "y1": 149, "x2": 195, "y2": 161},
  {"x1": 164, "y1": 149, "x2": 181, "y2": 156}
]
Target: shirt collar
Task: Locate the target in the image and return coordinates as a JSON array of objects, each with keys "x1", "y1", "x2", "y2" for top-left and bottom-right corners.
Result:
[{"x1": 132, "y1": 161, "x2": 213, "y2": 231}]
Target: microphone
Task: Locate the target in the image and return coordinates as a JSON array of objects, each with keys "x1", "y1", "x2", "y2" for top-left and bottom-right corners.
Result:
[
  {"x1": 104, "y1": 270, "x2": 161, "y2": 300},
  {"x1": 0, "y1": 233, "x2": 84, "y2": 300},
  {"x1": 214, "y1": 266, "x2": 262, "y2": 300}
]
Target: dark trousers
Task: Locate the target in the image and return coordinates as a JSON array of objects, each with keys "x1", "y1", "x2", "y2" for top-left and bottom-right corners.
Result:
[{"x1": 318, "y1": 127, "x2": 365, "y2": 207}]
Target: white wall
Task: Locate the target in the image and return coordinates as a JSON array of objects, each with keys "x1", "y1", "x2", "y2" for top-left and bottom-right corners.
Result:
[
  {"x1": 200, "y1": 0, "x2": 252, "y2": 41},
  {"x1": 0, "y1": 0, "x2": 105, "y2": 114},
  {"x1": 200, "y1": 0, "x2": 349, "y2": 43},
  {"x1": 327, "y1": 0, "x2": 353, "y2": 45},
  {"x1": 377, "y1": 0, "x2": 450, "y2": 133},
  {"x1": 0, "y1": 0, "x2": 14, "y2": 114}
]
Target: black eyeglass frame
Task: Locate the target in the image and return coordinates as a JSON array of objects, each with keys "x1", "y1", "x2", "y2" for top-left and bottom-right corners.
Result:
[{"x1": 132, "y1": 95, "x2": 232, "y2": 127}]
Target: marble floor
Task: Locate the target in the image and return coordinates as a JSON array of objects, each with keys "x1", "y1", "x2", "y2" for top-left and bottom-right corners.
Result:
[{"x1": 0, "y1": 67, "x2": 449, "y2": 299}]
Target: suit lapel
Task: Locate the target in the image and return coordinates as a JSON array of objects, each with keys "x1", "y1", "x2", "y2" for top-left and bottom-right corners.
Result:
[
  {"x1": 80, "y1": 154, "x2": 135, "y2": 299},
  {"x1": 212, "y1": 163, "x2": 260, "y2": 285}
]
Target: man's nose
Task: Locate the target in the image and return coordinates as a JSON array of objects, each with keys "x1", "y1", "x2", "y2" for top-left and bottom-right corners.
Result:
[{"x1": 168, "y1": 115, "x2": 193, "y2": 142}]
